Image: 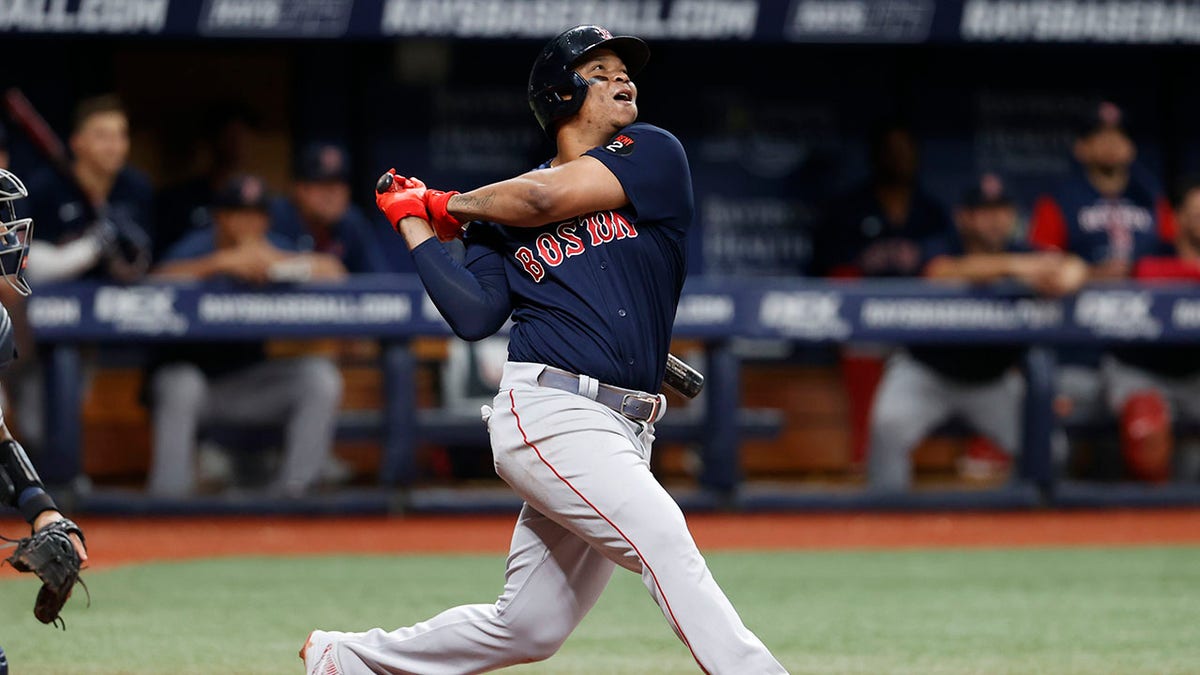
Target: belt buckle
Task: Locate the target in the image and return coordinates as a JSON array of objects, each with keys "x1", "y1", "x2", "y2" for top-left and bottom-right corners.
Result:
[{"x1": 621, "y1": 392, "x2": 659, "y2": 422}]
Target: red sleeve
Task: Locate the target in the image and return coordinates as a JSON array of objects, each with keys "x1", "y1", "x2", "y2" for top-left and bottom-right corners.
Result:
[
  {"x1": 1029, "y1": 196, "x2": 1068, "y2": 250},
  {"x1": 1155, "y1": 197, "x2": 1178, "y2": 243},
  {"x1": 1133, "y1": 257, "x2": 1200, "y2": 280},
  {"x1": 827, "y1": 264, "x2": 863, "y2": 279}
]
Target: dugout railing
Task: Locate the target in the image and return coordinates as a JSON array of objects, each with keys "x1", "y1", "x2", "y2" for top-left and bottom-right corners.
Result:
[{"x1": 24, "y1": 276, "x2": 1200, "y2": 514}]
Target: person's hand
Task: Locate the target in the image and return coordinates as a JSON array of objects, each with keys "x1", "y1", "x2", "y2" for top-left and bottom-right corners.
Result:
[
  {"x1": 375, "y1": 170, "x2": 428, "y2": 231},
  {"x1": 425, "y1": 189, "x2": 465, "y2": 242},
  {"x1": 216, "y1": 242, "x2": 290, "y2": 284},
  {"x1": 1037, "y1": 255, "x2": 1089, "y2": 297},
  {"x1": 31, "y1": 510, "x2": 87, "y2": 563},
  {"x1": 1089, "y1": 258, "x2": 1132, "y2": 281},
  {"x1": 1009, "y1": 252, "x2": 1075, "y2": 297}
]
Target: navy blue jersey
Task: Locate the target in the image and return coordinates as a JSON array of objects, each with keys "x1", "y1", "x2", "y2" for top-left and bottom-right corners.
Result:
[
  {"x1": 19, "y1": 165, "x2": 155, "y2": 270},
  {"x1": 906, "y1": 232, "x2": 1032, "y2": 383},
  {"x1": 811, "y1": 181, "x2": 954, "y2": 277},
  {"x1": 1030, "y1": 168, "x2": 1176, "y2": 368},
  {"x1": 919, "y1": 230, "x2": 1035, "y2": 266},
  {"x1": 269, "y1": 197, "x2": 390, "y2": 274},
  {"x1": 1030, "y1": 169, "x2": 1175, "y2": 264},
  {"x1": 449, "y1": 123, "x2": 692, "y2": 393}
]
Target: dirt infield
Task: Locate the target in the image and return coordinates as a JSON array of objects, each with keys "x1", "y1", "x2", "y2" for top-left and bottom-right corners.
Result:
[{"x1": 3, "y1": 508, "x2": 1199, "y2": 572}]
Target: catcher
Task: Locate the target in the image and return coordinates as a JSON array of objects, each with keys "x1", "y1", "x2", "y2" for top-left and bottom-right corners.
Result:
[{"x1": 0, "y1": 167, "x2": 88, "y2": 627}]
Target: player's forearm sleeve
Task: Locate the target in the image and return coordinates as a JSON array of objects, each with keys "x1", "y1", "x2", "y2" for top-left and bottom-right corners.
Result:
[
  {"x1": 410, "y1": 238, "x2": 511, "y2": 341},
  {"x1": 0, "y1": 439, "x2": 58, "y2": 523},
  {"x1": 25, "y1": 238, "x2": 103, "y2": 283}
]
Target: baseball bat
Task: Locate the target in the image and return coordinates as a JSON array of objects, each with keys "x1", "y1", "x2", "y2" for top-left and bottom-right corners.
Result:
[
  {"x1": 664, "y1": 352, "x2": 704, "y2": 399},
  {"x1": 4, "y1": 88, "x2": 150, "y2": 281},
  {"x1": 2, "y1": 87, "x2": 98, "y2": 222},
  {"x1": 376, "y1": 171, "x2": 395, "y2": 194}
]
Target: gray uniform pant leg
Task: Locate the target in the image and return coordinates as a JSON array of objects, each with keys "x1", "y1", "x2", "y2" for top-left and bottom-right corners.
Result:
[
  {"x1": 868, "y1": 352, "x2": 1023, "y2": 491},
  {"x1": 315, "y1": 504, "x2": 617, "y2": 674},
  {"x1": 148, "y1": 362, "x2": 209, "y2": 497},
  {"x1": 955, "y1": 369, "x2": 1024, "y2": 456},
  {"x1": 1102, "y1": 355, "x2": 1200, "y2": 423},
  {"x1": 867, "y1": 351, "x2": 956, "y2": 492},
  {"x1": 148, "y1": 356, "x2": 342, "y2": 497},
  {"x1": 314, "y1": 362, "x2": 788, "y2": 674},
  {"x1": 205, "y1": 356, "x2": 343, "y2": 495}
]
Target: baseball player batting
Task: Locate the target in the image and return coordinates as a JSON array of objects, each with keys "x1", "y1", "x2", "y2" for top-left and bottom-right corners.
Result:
[{"x1": 300, "y1": 25, "x2": 787, "y2": 674}]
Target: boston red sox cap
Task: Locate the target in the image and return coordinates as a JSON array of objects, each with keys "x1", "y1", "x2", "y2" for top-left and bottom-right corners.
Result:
[
  {"x1": 294, "y1": 141, "x2": 350, "y2": 183},
  {"x1": 1075, "y1": 99, "x2": 1127, "y2": 139},
  {"x1": 961, "y1": 172, "x2": 1014, "y2": 209},
  {"x1": 213, "y1": 173, "x2": 271, "y2": 212}
]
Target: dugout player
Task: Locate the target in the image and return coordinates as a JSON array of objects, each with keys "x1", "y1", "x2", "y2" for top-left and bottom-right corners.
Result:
[
  {"x1": 17, "y1": 94, "x2": 155, "y2": 285},
  {"x1": 867, "y1": 173, "x2": 1087, "y2": 491},
  {"x1": 810, "y1": 119, "x2": 956, "y2": 472},
  {"x1": 0, "y1": 167, "x2": 87, "y2": 561},
  {"x1": 6, "y1": 95, "x2": 156, "y2": 461},
  {"x1": 1029, "y1": 100, "x2": 1176, "y2": 427},
  {"x1": 145, "y1": 174, "x2": 346, "y2": 498},
  {"x1": 1097, "y1": 175, "x2": 1200, "y2": 482},
  {"x1": 270, "y1": 141, "x2": 390, "y2": 274},
  {"x1": 811, "y1": 119, "x2": 954, "y2": 278},
  {"x1": 301, "y1": 25, "x2": 787, "y2": 674},
  {"x1": 153, "y1": 100, "x2": 262, "y2": 261}
]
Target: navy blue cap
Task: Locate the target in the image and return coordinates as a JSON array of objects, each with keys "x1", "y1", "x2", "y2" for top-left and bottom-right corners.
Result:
[
  {"x1": 213, "y1": 173, "x2": 270, "y2": 211},
  {"x1": 294, "y1": 141, "x2": 350, "y2": 183},
  {"x1": 961, "y1": 172, "x2": 1014, "y2": 208},
  {"x1": 1075, "y1": 99, "x2": 1126, "y2": 139}
]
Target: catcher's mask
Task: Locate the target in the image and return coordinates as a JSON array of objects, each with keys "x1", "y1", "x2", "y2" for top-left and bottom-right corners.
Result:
[
  {"x1": 0, "y1": 168, "x2": 33, "y2": 296},
  {"x1": 527, "y1": 24, "x2": 649, "y2": 134}
]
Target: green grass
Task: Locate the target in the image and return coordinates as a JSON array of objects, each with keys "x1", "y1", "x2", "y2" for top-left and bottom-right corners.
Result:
[{"x1": 0, "y1": 547, "x2": 1198, "y2": 674}]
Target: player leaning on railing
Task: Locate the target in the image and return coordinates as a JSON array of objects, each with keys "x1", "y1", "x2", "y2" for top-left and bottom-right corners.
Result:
[{"x1": 0, "y1": 168, "x2": 89, "y2": 628}]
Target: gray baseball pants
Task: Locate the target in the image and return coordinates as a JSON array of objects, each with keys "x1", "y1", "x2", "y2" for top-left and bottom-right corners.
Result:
[
  {"x1": 867, "y1": 350, "x2": 1023, "y2": 491},
  {"x1": 147, "y1": 355, "x2": 342, "y2": 497},
  {"x1": 302, "y1": 361, "x2": 787, "y2": 674}
]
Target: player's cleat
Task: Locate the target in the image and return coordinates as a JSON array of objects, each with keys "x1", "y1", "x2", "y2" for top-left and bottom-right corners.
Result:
[
  {"x1": 301, "y1": 630, "x2": 342, "y2": 675},
  {"x1": 299, "y1": 630, "x2": 313, "y2": 661}
]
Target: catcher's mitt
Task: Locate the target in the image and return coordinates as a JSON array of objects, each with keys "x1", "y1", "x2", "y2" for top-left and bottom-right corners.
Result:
[{"x1": 3, "y1": 518, "x2": 88, "y2": 628}]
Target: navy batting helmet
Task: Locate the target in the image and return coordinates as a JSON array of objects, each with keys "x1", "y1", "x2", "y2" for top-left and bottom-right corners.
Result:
[{"x1": 527, "y1": 25, "x2": 650, "y2": 134}]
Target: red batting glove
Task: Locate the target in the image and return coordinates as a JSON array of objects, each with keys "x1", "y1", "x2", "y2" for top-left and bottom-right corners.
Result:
[
  {"x1": 375, "y1": 170, "x2": 428, "y2": 232},
  {"x1": 425, "y1": 189, "x2": 465, "y2": 242}
]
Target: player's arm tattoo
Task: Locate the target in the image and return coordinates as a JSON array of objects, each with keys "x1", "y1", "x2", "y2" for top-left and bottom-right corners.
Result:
[
  {"x1": 450, "y1": 176, "x2": 554, "y2": 228},
  {"x1": 451, "y1": 192, "x2": 495, "y2": 213}
]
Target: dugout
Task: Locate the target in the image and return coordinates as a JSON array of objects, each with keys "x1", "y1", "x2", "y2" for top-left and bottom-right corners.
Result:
[{"x1": 3, "y1": 0, "x2": 1200, "y2": 509}]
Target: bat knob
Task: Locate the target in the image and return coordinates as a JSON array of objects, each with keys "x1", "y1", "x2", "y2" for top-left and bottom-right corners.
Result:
[{"x1": 375, "y1": 172, "x2": 395, "y2": 194}]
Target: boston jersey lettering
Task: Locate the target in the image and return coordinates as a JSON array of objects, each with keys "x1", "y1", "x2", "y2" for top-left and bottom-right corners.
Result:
[{"x1": 514, "y1": 211, "x2": 639, "y2": 281}]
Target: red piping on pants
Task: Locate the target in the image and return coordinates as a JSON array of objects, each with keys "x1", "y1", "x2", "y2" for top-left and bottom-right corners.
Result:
[{"x1": 508, "y1": 389, "x2": 709, "y2": 674}]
